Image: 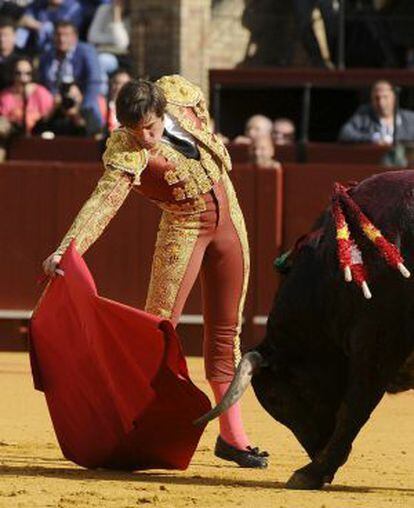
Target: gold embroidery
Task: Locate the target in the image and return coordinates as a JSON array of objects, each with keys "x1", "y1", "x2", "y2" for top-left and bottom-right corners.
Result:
[
  {"x1": 159, "y1": 198, "x2": 206, "y2": 214},
  {"x1": 55, "y1": 169, "x2": 133, "y2": 256},
  {"x1": 157, "y1": 141, "x2": 223, "y2": 202},
  {"x1": 221, "y1": 173, "x2": 250, "y2": 367},
  {"x1": 165, "y1": 103, "x2": 232, "y2": 174},
  {"x1": 145, "y1": 211, "x2": 201, "y2": 318},
  {"x1": 102, "y1": 128, "x2": 149, "y2": 184},
  {"x1": 172, "y1": 187, "x2": 186, "y2": 201},
  {"x1": 193, "y1": 96, "x2": 210, "y2": 127},
  {"x1": 155, "y1": 74, "x2": 231, "y2": 173},
  {"x1": 164, "y1": 169, "x2": 181, "y2": 185},
  {"x1": 156, "y1": 75, "x2": 202, "y2": 107},
  {"x1": 183, "y1": 180, "x2": 199, "y2": 199}
]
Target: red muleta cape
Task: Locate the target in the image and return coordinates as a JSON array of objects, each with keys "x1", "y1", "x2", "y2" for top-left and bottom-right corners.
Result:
[{"x1": 29, "y1": 244, "x2": 211, "y2": 470}]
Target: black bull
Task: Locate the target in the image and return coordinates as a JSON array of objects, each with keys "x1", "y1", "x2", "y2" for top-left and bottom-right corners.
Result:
[{"x1": 197, "y1": 170, "x2": 414, "y2": 489}]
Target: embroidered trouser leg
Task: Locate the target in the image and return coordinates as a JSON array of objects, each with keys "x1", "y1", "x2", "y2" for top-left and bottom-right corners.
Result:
[{"x1": 145, "y1": 175, "x2": 249, "y2": 382}]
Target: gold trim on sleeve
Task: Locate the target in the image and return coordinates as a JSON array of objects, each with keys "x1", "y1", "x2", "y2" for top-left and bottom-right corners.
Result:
[
  {"x1": 55, "y1": 169, "x2": 133, "y2": 256},
  {"x1": 102, "y1": 128, "x2": 149, "y2": 184}
]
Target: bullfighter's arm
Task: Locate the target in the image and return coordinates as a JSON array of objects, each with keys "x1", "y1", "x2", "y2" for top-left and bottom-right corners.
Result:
[
  {"x1": 55, "y1": 168, "x2": 133, "y2": 256},
  {"x1": 55, "y1": 129, "x2": 149, "y2": 256}
]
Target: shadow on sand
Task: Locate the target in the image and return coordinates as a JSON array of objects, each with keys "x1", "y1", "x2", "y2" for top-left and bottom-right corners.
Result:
[{"x1": 0, "y1": 461, "x2": 413, "y2": 496}]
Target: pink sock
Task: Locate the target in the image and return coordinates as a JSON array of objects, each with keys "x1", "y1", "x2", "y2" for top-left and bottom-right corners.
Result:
[{"x1": 209, "y1": 380, "x2": 250, "y2": 450}]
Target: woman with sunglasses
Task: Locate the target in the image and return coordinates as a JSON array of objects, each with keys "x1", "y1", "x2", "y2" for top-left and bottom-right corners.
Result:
[{"x1": 0, "y1": 56, "x2": 54, "y2": 135}]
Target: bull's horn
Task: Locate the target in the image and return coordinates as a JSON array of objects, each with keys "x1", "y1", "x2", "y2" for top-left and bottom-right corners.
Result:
[
  {"x1": 397, "y1": 263, "x2": 411, "y2": 278},
  {"x1": 194, "y1": 351, "x2": 263, "y2": 426}
]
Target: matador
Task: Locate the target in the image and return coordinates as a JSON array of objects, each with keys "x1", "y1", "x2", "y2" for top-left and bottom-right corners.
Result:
[{"x1": 43, "y1": 75, "x2": 268, "y2": 468}]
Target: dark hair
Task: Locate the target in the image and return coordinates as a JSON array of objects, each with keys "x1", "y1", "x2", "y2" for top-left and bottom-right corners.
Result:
[
  {"x1": 13, "y1": 56, "x2": 33, "y2": 70},
  {"x1": 55, "y1": 20, "x2": 78, "y2": 34},
  {"x1": 13, "y1": 56, "x2": 36, "y2": 81},
  {"x1": 115, "y1": 79, "x2": 166, "y2": 127},
  {"x1": 371, "y1": 80, "x2": 394, "y2": 93},
  {"x1": 110, "y1": 68, "x2": 132, "y2": 81},
  {"x1": 0, "y1": 16, "x2": 16, "y2": 31}
]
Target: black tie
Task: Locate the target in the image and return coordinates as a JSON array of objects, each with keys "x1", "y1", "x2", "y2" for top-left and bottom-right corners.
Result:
[{"x1": 162, "y1": 129, "x2": 200, "y2": 160}]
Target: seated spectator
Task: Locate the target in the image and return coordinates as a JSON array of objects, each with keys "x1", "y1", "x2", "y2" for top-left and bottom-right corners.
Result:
[
  {"x1": 233, "y1": 114, "x2": 273, "y2": 144},
  {"x1": 0, "y1": 1, "x2": 32, "y2": 21},
  {"x1": 39, "y1": 20, "x2": 102, "y2": 126},
  {"x1": 0, "y1": 16, "x2": 24, "y2": 90},
  {"x1": 104, "y1": 68, "x2": 130, "y2": 132},
  {"x1": 249, "y1": 135, "x2": 281, "y2": 169},
  {"x1": 272, "y1": 117, "x2": 296, "y2": 145},
  {"x1": 16, "y1": 0, "x2": 82, "y2": 53},
  {"x1": 0, "y1": 56, "x2": 53, "y2": 134},
  {"x1": 339, "y1": 80, "x2": 414, "y2": 144},
  {"x1": 33, "y1": 82, "x2": 101, "y2": 136},
  {"x1": 87, "y1": 0, "x2": 130, "y2": 95}
]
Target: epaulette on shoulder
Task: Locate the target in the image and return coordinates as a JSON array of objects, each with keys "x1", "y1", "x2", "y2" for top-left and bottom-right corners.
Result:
[
  {"x1": 102, "y1": 128, "x2": 149, "y2": 183},
  {"x1": 156, "y1": 74, "x2": 202, "y2": 107}
]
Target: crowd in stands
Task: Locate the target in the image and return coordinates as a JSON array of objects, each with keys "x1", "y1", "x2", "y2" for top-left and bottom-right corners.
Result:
[
  {"x1": 1, "y1": 1, "x2": 414, "y2": 169},
  {"x1": 229, "y1": 80, "x2": 414, "y2": 168},
  {"x1": 230, "y1": 114, "x2": 296, "y2": 169},
  {"x1": 0, "y1": 0, "x2": 131, "y2": 159}
]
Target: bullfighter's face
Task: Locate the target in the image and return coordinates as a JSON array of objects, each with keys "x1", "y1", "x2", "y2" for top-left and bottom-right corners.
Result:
[{"x1": 129, "y1": 112, "x2": 165, "y2": 150}]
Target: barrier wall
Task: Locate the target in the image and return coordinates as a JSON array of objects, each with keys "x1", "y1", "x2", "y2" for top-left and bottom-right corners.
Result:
[
  {"x1": 0, "y1": 160, "x2": 399, "y2": 352},
  {"x1": 8, "y1": 137, "x2": 104, "y2": 162},
  {"x1": 9, "y1": 137, "x2": 391, "y2": 166}
]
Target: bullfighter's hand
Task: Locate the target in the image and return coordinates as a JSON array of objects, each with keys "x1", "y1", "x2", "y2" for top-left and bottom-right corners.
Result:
[{"x1": 42, "y1": 253, "x2": 63, "y2": 277}]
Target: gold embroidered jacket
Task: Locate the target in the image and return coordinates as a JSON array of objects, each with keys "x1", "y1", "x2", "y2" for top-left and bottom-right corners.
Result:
[{"x1": 56, "y1": 75, "x2": 232, "y2": 256}]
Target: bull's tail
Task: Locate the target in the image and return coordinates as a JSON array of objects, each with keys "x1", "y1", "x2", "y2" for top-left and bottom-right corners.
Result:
[
  {"x1": 332, "y1": 182, "x2": 410, "y2": 299},
  {"x1": 193, "y1": 351, "x2": 263, "y2": 426}
]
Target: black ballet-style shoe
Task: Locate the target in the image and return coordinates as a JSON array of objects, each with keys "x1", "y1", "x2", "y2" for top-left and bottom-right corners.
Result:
[{"x1": 214, "y1": 436, "x2": 269, "y2": 468}]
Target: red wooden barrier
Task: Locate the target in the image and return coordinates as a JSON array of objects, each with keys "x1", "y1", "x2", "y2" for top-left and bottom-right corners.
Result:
[
  {"x1": 305, "y1": 143, "x2": 389, "y2": 164},
  {"x1": 0, "y1": 160, "x2": 398, "y2": 353},
  {"x1": 281, "y1": 163, "x2": 398, "y2": 250},
  {"x1": 7, "y1": 137, "x2": 103, "y2": 162}
]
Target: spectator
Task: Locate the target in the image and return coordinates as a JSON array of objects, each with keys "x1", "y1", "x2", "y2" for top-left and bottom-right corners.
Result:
[
  {"x1": 87, "y1": 0, "x2": 130, "y2": 95},
  {"x1": 0, "y1": 1, "x2": 32, "y2": 21},
  {"x1": 339, "y1": 80, "x2": 414, "y2": 144},
  {"x1": 39, "y1": 20, "x2": 102, "y2": 126},
  {"x1": 105, "y1": 68, "x2": 130, "y2": 132},
  {"x1": 33, "y1": 82, "x2": 101, "y2": 136},
  {"x1": 233, "y1": 114, "x2": 272, "y2": 144},
  {"x1": 248, "y1": 135, "x2": 281, "y2": 169},
  {"x1": 0, "y1": 17, "x2": 24, "y2": 90},
  {"x1": 0, "y1": 56, "x2": 53, "y2": 134},
  {"x1": 79, "y1": 0, "x2": 110, "y2": 39},
  {"x1": 272, "y1": 117, "x2": 296, "y2": 145},
  {"x1": 16, "y1": 0, "x2": 82, "y2": 53}
]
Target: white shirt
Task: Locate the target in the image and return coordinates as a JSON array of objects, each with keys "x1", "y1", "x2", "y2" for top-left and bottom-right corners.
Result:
[
  {"x1": 163, "y1": 113, "x2": 197, "y2": 149},
  {"x1": 87, "y1": 4, "x2": 130, "y2": 53},
  {"x1": 372, "y1": 115, "x2": 402, "y2": 145}
]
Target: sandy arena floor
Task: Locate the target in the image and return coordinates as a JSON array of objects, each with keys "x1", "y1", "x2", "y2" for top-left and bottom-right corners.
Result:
[{"x1": 0, "y1": 352, "x2": 412, "y2": 508}]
